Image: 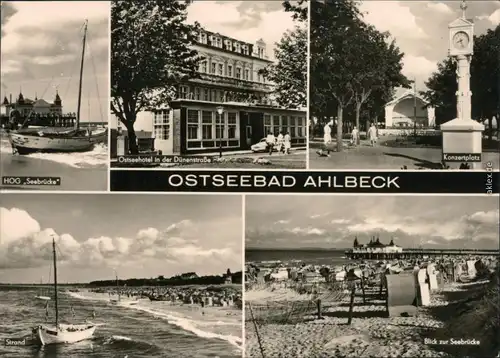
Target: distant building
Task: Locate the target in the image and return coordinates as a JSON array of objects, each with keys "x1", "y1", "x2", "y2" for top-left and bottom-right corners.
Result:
[
  {"x1": 178, "y1": 272, "x2": 198, "y2": 280},
  {"x1": 2, "y1": 91, "x2": 63, "y2": 117},
  {"x1": 352, "y1": 236, "x2": 403, "y2": 254},
  {"x1": 117, "y1": 27, "x2": 307, "y2": 156},
  {"x1": 384, "y1": 91, "x2": 435, "y2": 128}
]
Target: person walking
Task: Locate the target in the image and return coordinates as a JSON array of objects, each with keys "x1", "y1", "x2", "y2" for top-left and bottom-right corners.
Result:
[
  {"x1": 368, "y1": 123, "x2": 377, "y2": 146},
  {"x1": 277, "y1": 132, "x2": 284, "y2": 153},
  {"x1": 266, "y1": 131, "x2": 275, "y2": 155},
  {"x1": 351, "y1": 126, "x2": 359, "y2": 146},
  {"x1": 284, "y1": 132, "x2": 291, "y2": 154}
]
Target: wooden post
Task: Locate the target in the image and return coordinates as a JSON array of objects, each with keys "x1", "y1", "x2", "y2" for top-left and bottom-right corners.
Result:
[
  {"x1": 316, "y1": 298, "x2": 323, "y2": 320},
  {"x1": 360, "y1": 278, "x2": 366, "y2": 304},
  {"x1": 347, "y1": 284, "x2": 356, "y2": 325},
  {"x1": 379, "y1": 274, "x2": 384, "y2": 299},
  {"x1": 248, "y1": 302, "x2": 266, "y2": 358}
]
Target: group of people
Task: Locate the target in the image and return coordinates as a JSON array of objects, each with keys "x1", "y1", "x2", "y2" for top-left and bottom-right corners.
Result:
[
  {"x1": 319, "y1": 121, "x2": 379, "y2": 155},
  {"x1": 265, "y1": 131, "x2": 292, "y2": 155}
]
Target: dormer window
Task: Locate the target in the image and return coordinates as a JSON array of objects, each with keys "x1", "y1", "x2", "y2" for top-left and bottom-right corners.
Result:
[
  {"x1": 199, "y1": 33, "x2": 207, "y2": 44},
  {"x1": 242, "y1": 45, "x2": 249, "y2": 55},
  {"x1": 226, "y1": 40, "x2": 232, "y2": 51},
  {"x1": 234, "y1": 42, "x2": 241, "y2": 53},
  {"x1": 215, "y1": 37, "x2": 222, "y2": 48}
]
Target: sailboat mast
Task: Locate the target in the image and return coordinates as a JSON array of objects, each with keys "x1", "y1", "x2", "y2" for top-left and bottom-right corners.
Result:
[
  {"x1": 52, "y1": 238, "x2": 59, "y2": 327},
  {"x1": 76, "y1": 19, "x2": 88, "y2": 130}
]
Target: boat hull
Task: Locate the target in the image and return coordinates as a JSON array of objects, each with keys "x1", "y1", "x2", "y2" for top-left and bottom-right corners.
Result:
[
  {"x1": 36, "y1": 324, "x2": 96, "y2": 345},
  {"x1": 8, "y1": 129, "x2": 107, "y2": 155}
]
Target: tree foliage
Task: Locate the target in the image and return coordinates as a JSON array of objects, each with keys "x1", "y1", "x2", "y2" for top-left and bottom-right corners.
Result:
[
  {"x1": 260, "y1": 26, "x2": 307, "y2": 109},
  {"x1": 111, "y1": 0, "x2": 200, "y2": 153},
  {"x1": 421, "y1": 25, "x2": 499, "y2": 137},
  {"x1": 310, "y1": 0, "x2": 409, "y2": 150},
  {"x1": 283, "y1": 0, "x2": 308, "y2": 23}
]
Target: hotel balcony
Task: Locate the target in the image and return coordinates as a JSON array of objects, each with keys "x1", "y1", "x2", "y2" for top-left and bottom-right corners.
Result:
[{"x1": 188, "y1": 73, "x2": 272, "y2": 93}]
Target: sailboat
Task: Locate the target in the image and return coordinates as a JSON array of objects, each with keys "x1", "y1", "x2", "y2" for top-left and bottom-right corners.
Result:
[
  {"x1": 109, "y1": 272, "x2": 139, "y2": 306},
  {"x1": 35, "y1": 277, "x2": 51, "y2": 301},
  {"x1": 32, "y1": 237, "x2": 99, "y2": 345},
  {"x1": 6, "y1": 19, "x2": 107, "y2": 155}
]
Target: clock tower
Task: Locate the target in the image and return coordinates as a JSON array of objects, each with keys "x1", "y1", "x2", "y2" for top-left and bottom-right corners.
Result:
[{"x1": 441, "y1": 0, "x2": 484, "y2": 169}]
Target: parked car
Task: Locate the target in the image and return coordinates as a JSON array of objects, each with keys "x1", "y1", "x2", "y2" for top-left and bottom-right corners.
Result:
[{"x1": 251, "y1": 138, "x2": 278, "y2": 153}]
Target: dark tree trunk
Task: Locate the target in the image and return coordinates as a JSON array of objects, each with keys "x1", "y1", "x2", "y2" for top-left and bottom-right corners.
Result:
[
  {"x1": 124, "y1": 117, "x2": 139, "y2": 155},
  {"x1": 488, "y1": 116, "x2": 493, "y2": 143},
  {"x1": 337, "y1": 106, "x2": 343, "y2": 152},
  {"x1": 355, "y1": 103, "x2": 361, "y2": 144}
]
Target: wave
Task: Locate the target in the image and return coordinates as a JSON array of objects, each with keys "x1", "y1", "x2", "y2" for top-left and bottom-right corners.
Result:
[
  {"x1": 126, "y1": 305, "x2": 242, "y2": 350},
  {"x1": 0, "y1": 139, "x2": 108, "y2": 168},
  {"x1": 69, "y1": 292, "x2": 242, "y2": 350}
]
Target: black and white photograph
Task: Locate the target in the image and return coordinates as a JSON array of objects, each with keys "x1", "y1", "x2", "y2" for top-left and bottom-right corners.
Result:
[
  {"x1": 0, "y1": 1, "x2": 110, "y2": 191},
  {"x1": 110, "y1": 0, "x2": 307, "y2": 169},
  {"x1": 0, "y1": 193, "x2": 243, "y2": 357},
  {"x1": 309, "y1": 0, "x2": 499, "y2": 171},
  {"x1": 245, "y1": 195, "x2": 499, "y2": 358}
]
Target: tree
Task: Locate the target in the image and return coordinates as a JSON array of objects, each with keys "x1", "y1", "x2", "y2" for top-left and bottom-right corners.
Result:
[
  {"x1": 226, "y1": 268, "x2": 231, "y2": 276},
  {"x1": 111, "y1": 0, "x2": 201, "y2": 154},
  {"x1": 421, "y1": 24, "x2": 500, "y2": 141},
  {"x1": 310, "y1": 0, "x2": 364, "y2": 151},
  {"x1": 351, "y1": 27, "x2": 410, "y2": 135},
  {"x1": 283, "y1": 0, "x2": 308, "y2": 23},
  {"x1": 389, "y1": 238, "x2": 394, "y2": 246},
  {"x1": 260, "y1": 26, "x2": 307, "y2": 109}
]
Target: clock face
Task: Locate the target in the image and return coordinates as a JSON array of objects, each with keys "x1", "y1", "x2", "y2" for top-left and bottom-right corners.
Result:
[{"x1": 453, "y1": 31, "x2": 470, "y2": 49}]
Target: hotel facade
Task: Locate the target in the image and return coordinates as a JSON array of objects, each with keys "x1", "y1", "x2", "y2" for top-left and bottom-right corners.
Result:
[{"x1": 116, "y1": 28, "x2": 307, "y2": 156}]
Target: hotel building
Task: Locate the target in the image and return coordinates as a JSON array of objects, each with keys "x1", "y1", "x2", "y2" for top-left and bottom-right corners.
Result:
[{"x1": 116, "y1": 28, "x2": 307, "y2": 156}]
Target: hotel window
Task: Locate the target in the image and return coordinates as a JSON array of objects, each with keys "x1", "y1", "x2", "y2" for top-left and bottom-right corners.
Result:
[
  {"x1": 297, "y1": 117, "x2": 304, "y2": 137},
  {"x1": 195, "y1": 88, "x2": 201, "y2": 100},
  {"x1": 264, "y1": 114, "x2": 271, "y2": 135},
  {"x1": 282, "y1": 115, "x2": 288, "y2": 134},
  {"x1": 216, "y1": 38, "x2": 222, "y2": 48},
  {"x1": 219, "y1": 90, "x2": 225, "y2": 103},
  {"x1": 235, "y1": 43, "x2": 241, "y2": 53},
  {"x1": 236, "y1": 67, "x2": 242, "y2": 79},
  {"x1": 244, "y1": 69, "x2": 250, "y2": 80},
  {"x1": 272, "y1": 115, "x2": 280, "y2": 135},
  {"x1": 227, "y1": 112, "x2": 238, "y2": 139},
  {"x1": 199, "y1": 60, "x2": 207, "y2": 73},
  {"x1": 290, "y1": 116, "x2": 296, "y2": 136},
  {"x1": 203, "y1": 88, "x2": 209, "y2": 101},
  {"x1": 242, "y1": 45, "x2": 249, "y2": 55},
  {"x1": 202, "y1": 111, "x2": 213, "y2": 140},
  {"x1": 218, "y1": 63, "x2": 224, "y2": 76},
  {"x1": 228, "y1": 65, "x2": 233, "y2": 77},
  {"x1": 153, "y1": 111, "x2": 170, "y2": 140},
  {"x1": 211, "y1": 63, "x2": 216, "y2": 74},
  {"x1": 179, "y1": 86, "x2": 188, "y2": 99},
  {"x1": 187, "y1": 110, "x2": 199, "y2": 140}
]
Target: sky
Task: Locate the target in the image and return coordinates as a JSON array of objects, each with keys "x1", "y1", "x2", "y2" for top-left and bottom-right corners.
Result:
[
  {"x1": 0, "y1": 194, "x2": 242, "y2": 284},
  {"x1": 358, "y1": 0, "x2": 500, "y2": 94},
  {"x1": 0, "y1": 1, "x2": 110, "y2": 123},
  {"x1": 246, "y1": 195, "x2": 500, "y2": 250}
]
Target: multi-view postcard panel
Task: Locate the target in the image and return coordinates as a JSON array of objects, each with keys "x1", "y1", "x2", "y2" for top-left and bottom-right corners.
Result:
[
  {"x1": 308, "y1": 0, "x2": 499, "y2": 171},
  {"x1": 109, "y1": 0, "x2": 308, "y2": 170},
  {"x1": 0, "y1": 193, "x2": 243, "y2": 357},
  {"x1": 244, "y1": 195, "x2": 500, "y2": 358},
  {"x1": 0, "y1": 1, "x2": 110, "y2": 191}
]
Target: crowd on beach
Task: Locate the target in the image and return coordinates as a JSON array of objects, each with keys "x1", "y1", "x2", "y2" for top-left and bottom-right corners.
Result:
[
  {"x1": 245, "y1": 255, "x2": 499, "y2": 358},
  {"x1": 89, "y1": 286, "x2": 242, "y2": 309}
]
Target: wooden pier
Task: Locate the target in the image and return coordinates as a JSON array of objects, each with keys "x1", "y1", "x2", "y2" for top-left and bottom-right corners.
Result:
[{"x1": 345, "y1": 248, "x2": 499, "y2": 260}]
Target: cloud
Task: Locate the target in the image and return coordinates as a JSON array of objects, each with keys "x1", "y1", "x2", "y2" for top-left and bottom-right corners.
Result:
[
  {"x1": 488, "y1": 8, "x2": 500, "y2": 25},
  {"x1": 426, "y1": 2, "x2": 453, "y2": 15},
  {"x1": 274, "y1": 219, "x2": 290, "y2": 224},
  {"x1": 360, "y1": 1, "x2": 427, "y2": 40},
  {"x1": 331, "y1": 219, "x2": 351, "y2": 225},
  {"x1": 0, "y1": 207, "x2": 239, "y2": 272}
]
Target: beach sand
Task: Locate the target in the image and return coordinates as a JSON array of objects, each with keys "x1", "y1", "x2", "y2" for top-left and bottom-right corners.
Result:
[{"x1": 245, "y1": 281, "x2": 490, "y2": 358}]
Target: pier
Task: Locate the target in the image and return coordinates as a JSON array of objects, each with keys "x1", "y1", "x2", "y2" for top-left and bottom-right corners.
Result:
[{"x1": 345, "y1": 248, "x2": 499, "y2": 260}]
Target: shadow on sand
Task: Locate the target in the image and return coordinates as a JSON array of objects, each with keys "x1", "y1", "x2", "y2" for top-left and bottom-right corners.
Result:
[
  {"x1": 383, "y1": 152, "x2": 444, "y2": 169},
  {"x1": 420, "y1": 275, "x2": 499, "y2": 358}
]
